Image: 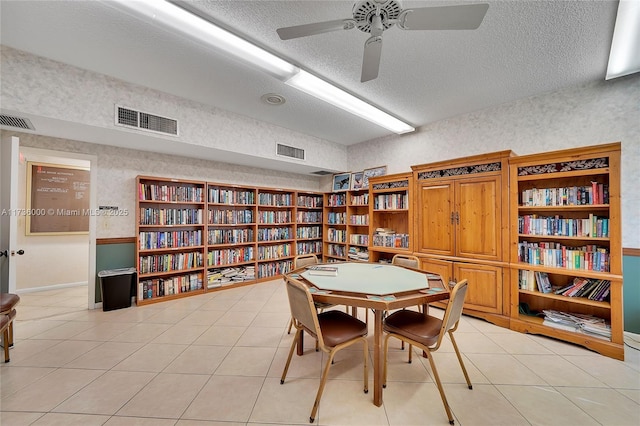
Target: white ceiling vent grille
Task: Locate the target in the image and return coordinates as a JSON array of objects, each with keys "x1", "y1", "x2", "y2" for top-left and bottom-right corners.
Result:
[
  {"x1": 0, "y1": 114, "x2": 35, "y2": 130},
  {"x1": 276, "y1": 143, "x2": 305, "y2": 160},
  {"x1": 115, "y1": 105, "x2": 178, "y2": 136}
]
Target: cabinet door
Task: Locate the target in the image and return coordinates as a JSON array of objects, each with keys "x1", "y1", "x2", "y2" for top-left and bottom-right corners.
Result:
[
  {"x1": 420, "y1": 257, "x2": 453, "y2": 284},
  {"x1": 453, "y1": 262, "x2": 503, "y2": 314},
  {"x1": 456, "y1": 176, "x2": 501, "y2": 261},
  {"x1": 417, "y1": 182, "x2": 454, "y2": 255}
]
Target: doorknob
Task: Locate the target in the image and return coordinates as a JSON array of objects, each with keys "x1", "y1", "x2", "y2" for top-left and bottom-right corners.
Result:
[
  {"x1": 16, "y1": 249, "x2": 25, "y2": 255},
  {"x1": 10, "y1": 249, "x2": 25, "y2": 256}
]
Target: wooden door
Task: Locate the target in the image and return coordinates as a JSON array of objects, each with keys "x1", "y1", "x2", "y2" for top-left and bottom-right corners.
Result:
[
  {"x1": 420, "y1": 257, "x2": 453, "y2": 284},
  {"x1": 417, "y1": 182, "x2": 454, "y2": 256},
  {"x1": 455, "y1": 176, "x2": 501, "y2": 261},
  {"x1": 454, "y1": 262, "x2": 503, "y2": 314}
]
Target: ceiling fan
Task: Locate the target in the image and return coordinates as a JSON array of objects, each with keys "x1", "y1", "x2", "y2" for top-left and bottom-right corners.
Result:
[{"x1": 277, "y1": 0, "x2": 489, "y2": 82}]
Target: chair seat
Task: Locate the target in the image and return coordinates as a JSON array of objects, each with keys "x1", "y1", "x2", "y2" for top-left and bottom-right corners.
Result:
[
  {"x1": 318, "y1": 310, "x2": 368, "y2": 347},
  {"x1": 383, "y1": 309, "x2": 442, "y2": 347},
  {"x1": 0, "y1": 294, "x2": 20, "y2": 313}
]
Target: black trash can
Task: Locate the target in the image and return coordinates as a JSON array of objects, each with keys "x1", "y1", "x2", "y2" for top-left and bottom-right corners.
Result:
[{"x1": 98, "y1": 268, "x2": 136, "y2": 311}]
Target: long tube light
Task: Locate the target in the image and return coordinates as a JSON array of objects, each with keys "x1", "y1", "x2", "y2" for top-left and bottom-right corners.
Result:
[
  {"x1": 286, "y1": 70, "x2": 415, "y2": 134},
  {"x1": 606, "y1": 0, "x2": 640, "y2": 80},
  {"x1": 106, "y1": 0, "x2": 414, "y2": 134}
]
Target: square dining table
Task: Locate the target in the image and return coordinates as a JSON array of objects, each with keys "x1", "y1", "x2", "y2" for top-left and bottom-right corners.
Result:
[{"x1": 285, "y1": 262, "x2": 449, "y2": 407}]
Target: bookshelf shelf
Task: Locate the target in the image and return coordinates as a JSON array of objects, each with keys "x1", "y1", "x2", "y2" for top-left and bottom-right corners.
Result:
[{"x1": 508, "y1": 143, "x2": 623, "y2": 360}]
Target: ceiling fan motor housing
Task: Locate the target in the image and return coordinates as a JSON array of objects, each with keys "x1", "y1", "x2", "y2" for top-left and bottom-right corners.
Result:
[{"x1": 352, "y1": 0, "x2": 401, "y2": 33}]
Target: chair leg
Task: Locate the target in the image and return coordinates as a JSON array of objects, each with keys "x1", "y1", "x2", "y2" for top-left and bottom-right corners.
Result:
[
  {"x1": 3, "y1": 328, "x2": 10, "y2": 363},
  {"x1": 287, "y1": 318, "x2": 293, "y2": 334},
  {"x1": 383, "y1": 334, "x2": 391, "y2": 388},
  {"x1": 424, "y1": 350, "x2": 455, "y2": 425},
  {"x1": 362, "y1": 337, "x2": 369, "y2": 394},
  {"x1": 8, "y1": 322, "x2": 14, "y2": 347},
  {"x1": 311, "y1": 351, "x2": 336, "y2": 423},
  {"x1": 281, "y1": 329, "x2": 300, "y2": 384},
  {"x1": 449, "y1": 331, "x2": 473, "y2": 389}
]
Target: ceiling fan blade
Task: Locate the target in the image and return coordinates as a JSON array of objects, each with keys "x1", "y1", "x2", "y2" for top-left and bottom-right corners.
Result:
[
  {"x1": 398, "y1": 3, "x2": 489, "y2": 30},
  {"x1": 361, "y1": 35, "x2": 383, "y2": 82},
  {"x1": 277, "y1": 19, "x2": 355, "y2": 40}
]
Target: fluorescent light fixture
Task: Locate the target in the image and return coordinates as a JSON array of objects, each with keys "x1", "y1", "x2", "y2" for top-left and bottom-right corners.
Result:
[
  {"x1": 108, "y1": 0, "x2": 298, "y2": 80},
  {"x1": 606, "y1": 0, "x2": 640, "y2": 80},
  {"x1": 107, "y1": 0, "x2": 414, "y2": 134},
  {"x1": 286, "y1": 70, "x2": 415, "y2": 134}
]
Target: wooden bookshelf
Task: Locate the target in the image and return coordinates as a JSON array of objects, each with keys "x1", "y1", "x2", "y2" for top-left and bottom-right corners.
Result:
[
  {"x1": 508, "y1": 143, "x2": 623, "y2": 360},
  {"x1": 347, "y1": 189, "x2": 370, "y2": 262},
  {"x1": 296, "y1": 191, "x2": 324, "y2": 258},
  {"x1": 368, "y1": 172, "x2": 413, "y2": 263},
  {"x1": 323, "y1": 192, "x2": 347, "y2": 262},
  {"x1": 136, "y1": 176, "x2": 206, "y2": 305}
]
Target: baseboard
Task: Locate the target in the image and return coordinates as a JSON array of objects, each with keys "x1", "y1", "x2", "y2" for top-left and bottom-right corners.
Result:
[
  {"x1": 15, "y1": 281, "x2": 87, "y2": 294},
  {"x1": 623, "y1": 331, "x2": 640, "y2": 351}
]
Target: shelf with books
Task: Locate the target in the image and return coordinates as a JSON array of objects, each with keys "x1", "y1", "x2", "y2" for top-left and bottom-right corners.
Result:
[
  {"x1": 508, "y1": 143, "x2": 623, "y2": 360},
  {"x1": 368, "y1": 172, "x2": 413, "y2": 263},
  {"x1": 347, "y1": 189, "x2": 370, "y2": 262},
  {"x1": 323, "y1": 192, "x2": 347, "y2": 262},
  {"x1": 136, "y1": 176, "x2": 207, "y2": 305},
  {"x1": 295, "y1": 191, "x2": 323, "y2": 257}
]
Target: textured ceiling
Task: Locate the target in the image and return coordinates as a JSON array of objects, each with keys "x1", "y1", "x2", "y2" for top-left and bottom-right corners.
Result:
[{"x1": 0, "y1": 1, "x2": 620, "y2": 164}]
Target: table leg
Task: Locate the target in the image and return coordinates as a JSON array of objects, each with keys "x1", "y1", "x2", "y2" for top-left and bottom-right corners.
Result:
[{"x1": 373, "y1": 309, "x2": 383, "y2": 407}]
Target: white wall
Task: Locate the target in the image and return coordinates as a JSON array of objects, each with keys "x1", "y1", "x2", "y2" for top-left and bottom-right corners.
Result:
[
  {"x1": 16, "y1": 148, "x2": 89, "y2": 290},
  {"x1": 348, "y1": 74, "x2": 640, "y2": 249}
]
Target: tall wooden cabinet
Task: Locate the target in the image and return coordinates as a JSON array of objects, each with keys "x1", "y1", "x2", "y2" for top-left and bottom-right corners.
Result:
[
  {"x1": 508, "y1": 143, "x2": 623, "y2": 360},
  {"x1": 412, "y1": 152, "x2": 512, "y2": 323}
]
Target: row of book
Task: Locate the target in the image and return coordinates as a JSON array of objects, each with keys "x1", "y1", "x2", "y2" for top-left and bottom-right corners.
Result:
[
  {"x1": 139, "y1": 184, "x2": 204, "y2": 203},
  {"x1": 518, "y1": 270, "x2": 552, "y2": 293},
  {"x1": 139, "y1": 230, "x2": 203, "y2": 250},
  {"x1": 258, "y1": 211, "x2": 292, "y2": 224},
  {"x1": 257, "y1": 243, "x2": 293, "y2": 260},
  {"x1": 326, "y1": 194, "x2": 346, "y2": 206},
  {"x1": 350, "y1": 234, "x2": 369, "y2": 245},
  {"x1": 257, "y1": 260, "x2": 293, "y2": 278},
  {"x1": 327, "y1": 243, "x2": 346, "y2": 258},
  {"x1": 208, "y1": 209, "x2": 254, "y2": 224},
  {"x1": 373, "y1": 193, "x2": 408, "y2": 210},
  {"x1": 296, "y1": 241, "x2": 322, "y2": 255},
  {"x1": 258, "y1": 192, "x2": 293, "y2": 206},
  {"x1": 554, "y1": 277, "x2": 611, "y2": 301},
  {"x1": 208, "y1": 228, "x2": 254, "y2": 245},
  {"x1": 296, "y1": 226, "x2": 321, "y2": 239},
  {"x1": 326, "y1": 212, "x2": 347, "y2": 224},
  {"x1": 297, "y1": 195, "x2": 323, "y2": 208},
  {"x1": 207, "y1": 247, "x2": 254, "y2": 266},
  {"x1": 518, "y1": 214, "x2": 609, "y2": 238},
  {"x1": 348, "y1": 246, "x2": 369, "y2": 261},
  {"x1": 521, "y1": 183, "x2": 609, "y2": 207},
  {"x1": 208, "y1": 188, "x2": 255, "y2": 205},
  {"x1": 326, "y1": 228, "x2": 346, "y2": 243},
  {"x1": 139, "y1": 208, "x2": 204, "y2": 226},
  {"x1": 373, "y1": 232, "x2": 410, "y2": 249},
  {"x1": 542, "y1": 309, "x2": 611, "y2": 339},
  {"x1": 296, "y1": 211, "x2": 322, "y2": 223},
  {"x1": 350, "y1": 194, "x2": 369, "y2": 205},
  {"x1": 207, "y1": 266, "x2": 255, "y2": 288},
  {"x1": 139, "y1": 273, "x2": 203, "y2": 299},
  {"x1": 349, "y1": 214, "x2": 369, "y2": 225},
  {"x1": 139, "y1": 252, "x2": 204, "y2": 274},
  {"x1": 257, "y1": 227, "x2": 293, "y2": 242},
  {"x1": 517, "y1": 241, "x2": 609, "y2": 272}
]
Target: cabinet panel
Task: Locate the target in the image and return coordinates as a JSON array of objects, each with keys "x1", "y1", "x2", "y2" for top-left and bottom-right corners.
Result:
[
  {"x1": 420, "y1": 257, "x2": 453, "y2": 284},
  {"x1": 417, "y1": 182, "x2": 454, "y2": 255},
  {"x1": 456, "y1": 176, "x2": 500, "y2": 260},
  {"x1": 454, "y1": 262, "x2": 502, "y2": 314}
]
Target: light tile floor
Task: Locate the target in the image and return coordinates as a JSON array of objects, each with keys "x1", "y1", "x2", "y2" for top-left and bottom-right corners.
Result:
[{"x1": 1, "y1": 282, "x2": 639, "y2": 426}]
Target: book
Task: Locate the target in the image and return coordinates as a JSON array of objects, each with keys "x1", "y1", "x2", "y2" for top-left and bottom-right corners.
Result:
[{"x1": 306, "y1": 265, "x2": 338, "y2": 276}]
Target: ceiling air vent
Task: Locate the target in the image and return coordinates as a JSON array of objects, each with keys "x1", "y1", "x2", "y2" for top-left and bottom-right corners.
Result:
[
  {"x1": 115, "y1": 105, "x2": 178, "y2": 136},
  {"x1": 276, "y1": 143, "x2": 305, "y2": 160},
  {"x1": 0, "y1": 114, "x2": 35, "y2": 130},
  {"x1": 311, "y1": 170, "x2": 333, "y2": 176}
]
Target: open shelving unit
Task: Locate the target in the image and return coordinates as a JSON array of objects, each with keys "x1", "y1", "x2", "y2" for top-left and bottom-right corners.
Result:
[{"x1": 508, "y1": 143, "x2": 623, "y2": 360}]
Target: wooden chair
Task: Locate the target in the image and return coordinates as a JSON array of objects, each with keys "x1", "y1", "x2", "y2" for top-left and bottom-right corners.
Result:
[
  {"x1": 0, "y1": 293, "x2": 20, "y2": 362},
  {"x1": 287, "y1": 254, "x2": 336, "y2": 335},
  {"x1": 383, "y1": 279, "x2": 472, "y2": 425},
  {"x1": 281, "y1": 276, "x2": 369, "y2": 423},
  {"x1": 390, "y1": 254, "x2": 421, "y2": 349}
]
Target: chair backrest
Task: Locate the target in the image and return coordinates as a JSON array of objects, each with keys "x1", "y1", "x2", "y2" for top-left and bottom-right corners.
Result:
[
  {"x1": 391, "y1": 254, "x2": 420, "y2": 269},
  {"x1": 285, "y1": 276, "x2": 323, "y2": 343},
  {"x1": 294, "y1": 254, "x2": 319, "y2": 269},
  {"x1": 435, "y1": 279, "x2": 468, "y2": 348}
]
